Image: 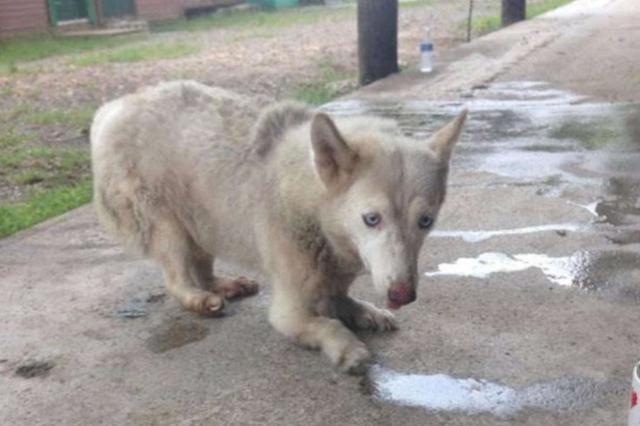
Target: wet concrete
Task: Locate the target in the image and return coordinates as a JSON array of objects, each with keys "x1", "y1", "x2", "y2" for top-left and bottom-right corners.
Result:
[
  {"x1": 367, "y1": 365, "x2": 623, "y2": 417},
  {"x1": 146, "y1": 318, "x2": 210, "y2": 354}
]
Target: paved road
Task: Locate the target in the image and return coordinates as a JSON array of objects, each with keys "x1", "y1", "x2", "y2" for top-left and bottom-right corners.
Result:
[{"x1": 2, "y1": 0, "x2": 639, "y2": 425}]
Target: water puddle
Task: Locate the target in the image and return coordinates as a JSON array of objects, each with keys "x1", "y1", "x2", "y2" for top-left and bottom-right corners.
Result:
[
  {"x1": 424, "y1": 252, "x2": 591, "y2": 287},
  {"x1": 368, "y1": 365, "x2": 616, "y2": 417},
  {"x1": 431, "y1": 223, "x2": 581, "y2": 243},
  {"x1": 324, "y1": 82, "x2": 640, "y2": 188},
  {"x1": 146, "y1": 318, "x2": 209, "y2": 354},
  {"x1": 425, "y1": 250, "x2": 640, "y2": 296}
]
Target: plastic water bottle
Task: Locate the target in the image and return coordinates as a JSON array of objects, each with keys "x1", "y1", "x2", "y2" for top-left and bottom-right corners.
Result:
[{"x1": 420, "y1": 28, "x2": 434, "y2": 73}]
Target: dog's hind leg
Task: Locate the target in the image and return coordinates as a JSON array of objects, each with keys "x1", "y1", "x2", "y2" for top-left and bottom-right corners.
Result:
[
  {"x1": 191, "y1": 249, "x2": 259, "y2": 300},
  {"x1": 212, "y1": 276, "x2": 259, "y2": 300},
  {"x1": 149, "y1": 218, "x2": 226, "y2": 316}
]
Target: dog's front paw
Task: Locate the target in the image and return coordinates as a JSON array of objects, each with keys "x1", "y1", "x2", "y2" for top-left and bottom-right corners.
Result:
[
  {"x1": 191, "y1": 292, "x2": 226, "y2": 317},
  {"x1": 338, "y1": 341, "x2": 372, "y2": 375},
  {"x1": 352, "y1": 301, "x2": 397, "y2": 332}
]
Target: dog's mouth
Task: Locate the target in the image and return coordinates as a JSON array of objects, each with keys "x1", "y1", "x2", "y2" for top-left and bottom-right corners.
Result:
[
  {"x1": 386, "y1": 299, "x2": 403, "y2": 310},
  {"x1": 386, "y1": 285, "x2": 417, "y2": 310}
]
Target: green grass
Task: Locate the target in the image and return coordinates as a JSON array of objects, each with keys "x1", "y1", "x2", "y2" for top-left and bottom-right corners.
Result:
[
  {"x1": 24, "y1": 107, "x2": 95, "y2": 129},
  {"x1": 472, "y1": 0, "x2": 574, "y2": 36},
  {"x1": 0, "y1": 131, "x2": 28, "y2": 149},
  {"x1": 291, "y1": 60, "x2": 353, "y2": 105},
  {"x1": 527, "y1": 0, "x2": 574, "y2": 18},
  {"x1": 0, "y1": 145, "x2": 90, "y2": 184},
  {"x1": 472, "y1": 15, "x2": 501, "y2": 35},
  {"x1": 0, "y1": 180, "x2": 92, "y2": 238},
  {"x1": 0, "y1": 34, "x2": 144, "y2": 70},
  {"x1": 70, "y1": 42, "x2": 200, "y2": 66},
  {"x1": 150, "y1": 5, "x2": 353, "y2": 33}
]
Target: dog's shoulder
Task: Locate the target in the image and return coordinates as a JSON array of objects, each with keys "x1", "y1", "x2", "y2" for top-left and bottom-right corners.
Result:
[{"x1": 251, "y1": 101, "x2": 313, "y2": 157}]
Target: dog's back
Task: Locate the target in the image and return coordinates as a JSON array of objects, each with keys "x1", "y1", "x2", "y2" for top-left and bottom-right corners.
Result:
[{"x1": 91, "y1": 81, "x2": 259, "y2": 255}]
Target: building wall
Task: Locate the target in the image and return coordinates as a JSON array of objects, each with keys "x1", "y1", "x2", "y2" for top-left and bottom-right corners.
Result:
[
  {"x1": 136, "y1": 0, "x2": 243, "y2": 21},
  {"x1": 135, "y1": 0, "x2": 181, "y2": 21},
  {"x1": 0, "y1": 0, "x2": 50, "y2": 37}
]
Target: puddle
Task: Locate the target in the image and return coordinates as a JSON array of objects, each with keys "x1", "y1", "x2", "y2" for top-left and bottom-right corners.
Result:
[
  {"x1": 368, "y1": 365, "x2": 618, "y2": 417},
  {"x1": 14, "y1": 360, "x2": 55, "y2": 378},
  {"x1": 424, "y1": 252, "x2": 590, "y2": 287},
  {"x1": 425, "y1": 250, "x2": 640, "y2": 293},
  {"x1": 146, "y1": 318, "x2": 209, "y2": 354},
  {"x1": 431, "y1": 223, "x2": 581, "y2": 243},
  {"x1": 324, "y1": 82, "x2": 640, "y2": 188}
]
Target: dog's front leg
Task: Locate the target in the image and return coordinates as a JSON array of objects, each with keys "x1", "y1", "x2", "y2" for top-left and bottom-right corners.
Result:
[
  {"x1": 269, "y1": 281, "x2": 371, "y2": 374},
  {"x1": 328, "y1": 296, "x2": 397, "y2": 332},
  {"x1": 259, "y1": 222, "x2": 371, "y2": 374}
]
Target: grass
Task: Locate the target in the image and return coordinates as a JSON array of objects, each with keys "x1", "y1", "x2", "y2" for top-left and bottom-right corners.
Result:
[
  {"x1": 0, "y1": 34, "x2": 144, "y2": 71},
  {"x1": 24, "y1": 107, "x2": 95, "y2": 129},
  {"x1": 472, "y1": 15, "x2": 501, "y2": 35},
  {"x1": 472, "y1": 0, "x2": 574, "y2": 36},
  {"x1": 291, "y1": 60, "x2": 353, "y2": 105},
  {"x1": 0, "y1": 180, "x2": 92, "y2": 238},
  {"x1": 0, "y1": 140, "x2": 92, "y2": 239},
  {"x1": 0, "y1": 145, "x2": 90, "y2": 185},
  {"x1": 70, "y1": 42, "x2": 200, "y2": 66},
  {"x1": 527, "y1": 0, "x2": 574, "y2": 17}
]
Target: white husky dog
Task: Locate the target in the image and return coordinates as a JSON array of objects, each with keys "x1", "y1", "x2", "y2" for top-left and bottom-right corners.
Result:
[{"x1": 91, "y1": 81, "x2": 466, "y2": 373}]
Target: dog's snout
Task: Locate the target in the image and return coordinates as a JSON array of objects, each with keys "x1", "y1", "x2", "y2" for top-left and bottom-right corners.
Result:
[{"x1": 387, "y1": 282, "x2": 416, "y2": 309}]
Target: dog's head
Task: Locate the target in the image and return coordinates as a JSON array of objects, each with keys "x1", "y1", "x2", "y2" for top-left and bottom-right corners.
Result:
[{"x1": 311, "y1": 110, "x2": 467, "y2": 309}]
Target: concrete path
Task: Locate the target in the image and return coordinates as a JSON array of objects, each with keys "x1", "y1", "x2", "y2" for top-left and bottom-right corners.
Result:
[{"x1": 2, "y1": 0, "x2": 639, "y2": 424}]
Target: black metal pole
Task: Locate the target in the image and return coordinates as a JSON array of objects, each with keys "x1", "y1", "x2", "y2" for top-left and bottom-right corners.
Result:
[
  {"x1": 501, "y1": 0, "x2": 526, "y2": 26},
  {"x1": 357, "y1": 0, "x2": 399, "y2": 86}
]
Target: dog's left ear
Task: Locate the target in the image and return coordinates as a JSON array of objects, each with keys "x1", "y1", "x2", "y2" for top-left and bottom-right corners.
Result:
[
  {"x1": 311, "y1": 113, "x2": 357, "y2": 188},
  {"x1": 428, "y1": 109, "x2": 468, "y2": 163}
]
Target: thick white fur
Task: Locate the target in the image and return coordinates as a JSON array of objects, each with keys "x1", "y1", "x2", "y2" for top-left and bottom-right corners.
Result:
[{"x1": 91, "y1": 81, "x2": 466, "y2": 373}]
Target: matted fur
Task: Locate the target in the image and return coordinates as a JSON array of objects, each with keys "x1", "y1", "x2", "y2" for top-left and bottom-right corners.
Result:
[{"x1": 91, "y1": 80, "x2": 466, "y2": 373}]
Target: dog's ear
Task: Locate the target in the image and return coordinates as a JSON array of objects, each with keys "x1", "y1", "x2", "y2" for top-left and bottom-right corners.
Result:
[
  {"x1": 428, "y1": 109, "x2": 467, "y2": 163},
  {"x1": 311, "y1": 113, "x2": 357, "y2": 187}
]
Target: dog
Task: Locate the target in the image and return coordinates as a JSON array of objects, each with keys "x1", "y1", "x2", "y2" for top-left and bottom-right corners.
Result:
[{"x1": 91, "y1": 81, "x2": 466, "y2": 373}]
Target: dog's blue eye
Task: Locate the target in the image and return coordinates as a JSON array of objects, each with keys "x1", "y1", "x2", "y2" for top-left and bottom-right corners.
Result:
[
  {"x1": 363, "y1": 213, "x2": 381, "y2": 227},
  {"x1": 418, "y1": 215, "x2": 433, "y2": 229}
]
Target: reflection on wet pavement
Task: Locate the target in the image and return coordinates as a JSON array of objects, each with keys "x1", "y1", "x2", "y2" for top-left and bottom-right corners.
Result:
[
  {"x1": 424, "y1": 250, "x2": 640, "y2": 298},
  {"x1": 431, "y1": 223, "x2": 581, "y2": 243},
  {"x1": 369, "y1": 365, "x2": 621, "y2": 417},
  {"x1": 146, "y1": 318, "x2": 209, "y2": 354},
  {"x1": 424, "y1": 252, "x2": 576, "y2": 286},
  {"x1": 324, "y1": 81, "x2": 640, "y2": 188}
]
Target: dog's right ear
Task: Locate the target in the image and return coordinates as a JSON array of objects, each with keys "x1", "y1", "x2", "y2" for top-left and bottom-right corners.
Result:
[
  {"x1": 428, "y1": 109, "x2": 467, "y2": 164},
  {"x1": 310, "y1": 113, "x2": 357, "y2": 188}
]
